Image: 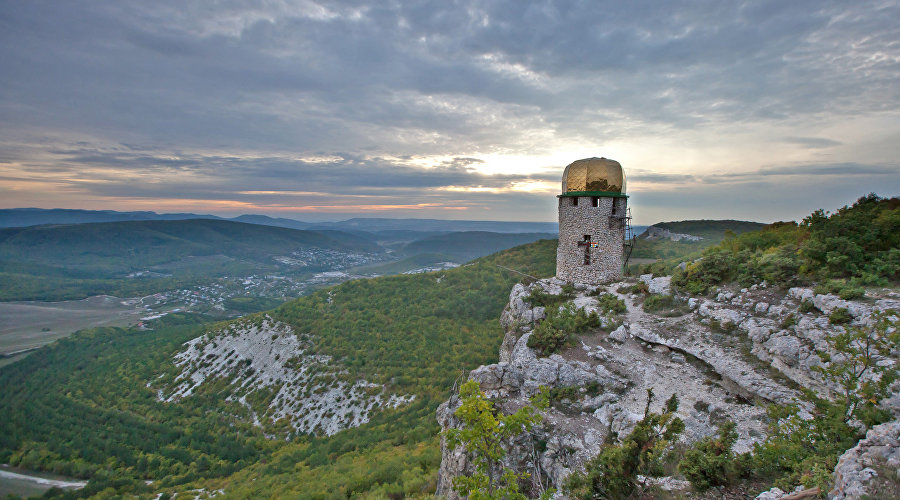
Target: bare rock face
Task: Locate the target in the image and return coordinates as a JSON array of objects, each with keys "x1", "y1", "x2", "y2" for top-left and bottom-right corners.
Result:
[
  {"x1": 436, "y1": 279, "x2": 798, "y2": 497},
  {"x1": 436, "y1": 278, "x2": 900, "y2": 498},
  {"x1": 157, "y1": 315, "x2": 413, "y2": 437},
  {"x1": 700, "y1": 286, "x2": 900, "y2": 413},
  {"x1": 639, "y1": 274, "x2": 672, "y2": 295},
  {"x1": 643, "y1": 226, "x2": 703, "y2": 242},
  {"x1": 830, "y1": 420, "x2": 900, "y2": 499}
]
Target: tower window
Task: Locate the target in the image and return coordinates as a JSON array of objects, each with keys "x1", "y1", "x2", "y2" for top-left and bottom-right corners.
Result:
[
  {"x1": 592, "y1": 197, "x2": 600, "y2": 207},
  {"x1": 611, "y1": 199, "x2": 618, "y2": 215},
  {"x1": 572, "y1": 197, "x2": 578, "y2": 206}
]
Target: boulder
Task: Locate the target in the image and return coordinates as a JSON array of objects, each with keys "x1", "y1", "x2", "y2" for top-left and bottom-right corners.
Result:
[
  {"x1": 640, "y1": 274, "x2": 672, "y2": 295},
  {"x1": 609, "y1": 324, "x2": 629, "y2": 342}
]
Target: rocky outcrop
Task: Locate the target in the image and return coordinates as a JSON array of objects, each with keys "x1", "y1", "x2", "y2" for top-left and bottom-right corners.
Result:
[
  {"x1": 640, "y1": 274, "x2": 672, "y2": 295},
  {"x1": 437, "y1": 277, "x2": 900, "y2": 498},
  {"x1": 830, "y1": 420, "x2": 900, "y2": 499},
  {"x1": 642, "y1": 226, "x2": 703, "y2": 242},
  {"x1": 157, "y1": 315, "x2": 413, "y2": 437},
  {"x1": 693, "y1": 285, "x2": 900, "y2": 412},
  {"x1": 437, "y1": 279, "x2": 804, "y2": 498}
]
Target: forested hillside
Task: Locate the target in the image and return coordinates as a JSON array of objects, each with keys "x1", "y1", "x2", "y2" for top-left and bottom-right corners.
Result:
[
  {"x1": 398, "y1": 231, "x2": 556, "y2": 261},
  {"x1": 665, "y1": 194, "x2": 899, "y2": 293},
  {"x1": 0, "y1": 219, "x2": 378, "y2": 273},
  {"x1": 631, "y1": 219, "x2": 765, "y2": 260},
  {"x1": 0, "y1": 239, "x2": 557, "y2": 498}
]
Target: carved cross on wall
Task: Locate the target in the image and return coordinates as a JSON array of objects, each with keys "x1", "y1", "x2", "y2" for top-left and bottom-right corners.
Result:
[{"x1": 577, "y1": 235, "x2": 594, "y2": 265}]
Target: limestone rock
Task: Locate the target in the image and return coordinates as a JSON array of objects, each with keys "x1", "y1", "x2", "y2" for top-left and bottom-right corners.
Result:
[
  {"x1": 642, "y1": 226, "x2": 703, "y2": 242},
  {"x1": 609, "y1": 324, "x2": 629, "y2": 342},
  {"x1": 639, "y1": 274, "x2": 672, "y2": 295},
  {"x1": 755, "y1": 487, "x2": 786, "y2": 499},
  {"x1": 435, "y1": 278, "x2": 899, "y2": 497},
  {"x1": 830, "y1": 420, "x2": 900, "y2": 499}
]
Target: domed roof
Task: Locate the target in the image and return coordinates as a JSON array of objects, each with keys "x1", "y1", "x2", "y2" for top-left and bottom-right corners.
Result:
[{"x1": 560, "y1": 157, "x2": 625, "y2": 195}]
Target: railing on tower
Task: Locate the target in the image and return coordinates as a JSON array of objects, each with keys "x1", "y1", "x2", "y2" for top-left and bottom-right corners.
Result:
[{"x1": 623, "y1": 207, "x2": 636, "y2": 268}]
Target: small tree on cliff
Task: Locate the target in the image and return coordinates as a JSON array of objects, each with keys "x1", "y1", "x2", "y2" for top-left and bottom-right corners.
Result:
[
  {"x1": 752, "y1": 310, "x2": 900, "y2": 491},
  {"x1": 815, "y1": 309, "x2": 900, "y2": 426},
  {"x1": 566, "y1": 389, "x2": 685, "y2": 499},
  {"x1": 444, "y1": 380, "x2": 552, "y2": 500}
]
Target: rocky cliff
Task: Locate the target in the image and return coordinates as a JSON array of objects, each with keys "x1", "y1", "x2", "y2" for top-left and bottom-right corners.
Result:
[{"x1": 436, "y1": 276, "x2": 899, "y2": 498}]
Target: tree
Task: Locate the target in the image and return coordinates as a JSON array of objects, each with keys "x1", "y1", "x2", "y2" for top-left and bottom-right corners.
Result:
[
  {"x1": 815, "y1": 310, "x2": 900, "y2": 425},
  {"x1": 567, "y1": 389, "x2": 685, "y2": 499},
  {"x1": 752, "y1": 310, "x2": 900, "y2": 491},
  {"x1": 444, "y1": 380, "x2": 552, "y2": 500},
  {"x1": 679, "y1": 420, "x2": 741, "y2": 491}
]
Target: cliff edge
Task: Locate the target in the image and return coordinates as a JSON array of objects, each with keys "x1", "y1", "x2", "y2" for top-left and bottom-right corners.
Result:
[{"x1": 436, "y1": 276, "x2": 900, "y2": 498}]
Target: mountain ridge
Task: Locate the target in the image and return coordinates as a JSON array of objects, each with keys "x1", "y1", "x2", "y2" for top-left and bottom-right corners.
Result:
[{"x1": 0, "y1": 208, "x2": 559, "y2": 233}]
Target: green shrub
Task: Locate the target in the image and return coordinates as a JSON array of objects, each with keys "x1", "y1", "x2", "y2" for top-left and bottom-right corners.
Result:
[
  {"x1": 800, "y1": 194, "x2": 900, "y2": 282},
  {"x1": 527, "y1": 304, "x2": 601, "y2": 356},
  {"x1": 828, "y1": 307, "x2": 852, "y2": 325},
  {"x1": 708, "y1": 319, "x2": 737, "y2": 333},
  {"x1": 799, "y1": 299, "x2": 819, "y2": 314},
  {"x1": 678, "y1": 421, "x2": 742, "y2": 491},
  {"x1": 566, "y1": 390, "x2": 684, "y2": 499},
  {"x1": 591, "y1": 292, "x2": 627, "y2": 315},
  {"x1": 444, "y1": 381, "x2": 552, "y2": 500},
  {"x1": 781, "y1": 314, "x2": 797, "y2": 329},
  {"x1": 643, "y1": 294, "x2": 689, "y2": 317},
  {"x1": 815, "y1": 279, "x2": 865, "y2": 300},
  {"x1": 617, "y1": 281, "x2": 649, "y2": 295},
  {"x1": 525, "y1": 286, "x2": 574, "y2": 308}
]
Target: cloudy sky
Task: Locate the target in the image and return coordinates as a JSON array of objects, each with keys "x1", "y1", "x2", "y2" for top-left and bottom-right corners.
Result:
[{"x1": 1, "y1": 0, "x2": 898, "y2": 224}]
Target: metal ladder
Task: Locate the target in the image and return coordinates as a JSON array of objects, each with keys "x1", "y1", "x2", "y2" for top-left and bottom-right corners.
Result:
[{"x1": 623, "y1": 207, "x2": 636, "y2": 268}]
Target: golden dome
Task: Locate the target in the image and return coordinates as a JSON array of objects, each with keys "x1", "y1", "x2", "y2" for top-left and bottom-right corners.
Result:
[{"x1": 561, "y1": 157, "x2": 625, "y2": 195}]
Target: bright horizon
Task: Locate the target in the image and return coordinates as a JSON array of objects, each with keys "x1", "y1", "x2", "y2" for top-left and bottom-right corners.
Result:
[{"x1": 2, "y1": 1, "x2": 898, "y2": 226}]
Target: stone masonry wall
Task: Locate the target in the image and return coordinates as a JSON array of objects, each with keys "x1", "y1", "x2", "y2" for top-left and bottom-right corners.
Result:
[{"x1": 556, "y1": 196, "x2": 625, "y2": 284}]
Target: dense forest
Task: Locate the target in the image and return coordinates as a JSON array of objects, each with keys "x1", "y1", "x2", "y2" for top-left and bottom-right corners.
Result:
[
  {"x1": 0, "y1": 239, "x2": 557, "y2": 498},
  {"x1": 629, "y1": 219, "x2": 765, "y2": 260},
  {"x1": 643, "y1": 194, "x2": 900, "y2": 292}
]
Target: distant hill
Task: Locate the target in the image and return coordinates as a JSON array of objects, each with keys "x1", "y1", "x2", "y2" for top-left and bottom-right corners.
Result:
[
  {"x1": 310, "y1": 217, "x2": 558, "y2": 234},
  {"x1": 647, "y1": 220, "x2": 766, "y2": 241},
  {"x1": 0, "y1": 208, "x2": 558, "y2": 234},
  {"x1": 0, "y1": 218, "x2": 561, "y2": 301},
  {"x1": 630, "y1": 219, "x2": 765, "y2": 260},
  {"x1": 0, "y1": 219, "x2": 379, "y2": 275},
  {"x1": 0, "y1": 208, "x2": 223, "y2": 227},
  {"x1": 230, "y1": 214, "x2": 313, "y2": 230},
  {"x1": 399, "y1": 231, "x2": 557, "y2": 261}
]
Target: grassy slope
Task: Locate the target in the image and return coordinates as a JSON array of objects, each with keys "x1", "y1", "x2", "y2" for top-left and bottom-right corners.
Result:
[{"x1": 0, "y1": 239, "x2": 558, "y2": 498}]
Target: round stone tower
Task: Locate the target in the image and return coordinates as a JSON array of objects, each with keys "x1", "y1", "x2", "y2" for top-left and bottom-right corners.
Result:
[{"x1": 556, "y1": 157, "x2": 628, "y2": 284}]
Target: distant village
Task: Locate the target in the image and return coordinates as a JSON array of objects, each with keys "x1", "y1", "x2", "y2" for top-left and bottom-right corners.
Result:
[{"x1": 121, "y1": 247, "x2": 458, "y2": 326}]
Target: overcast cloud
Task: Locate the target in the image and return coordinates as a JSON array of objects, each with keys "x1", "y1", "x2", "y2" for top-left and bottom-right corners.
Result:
[{"x1": 1, "y1": 0, "x2": 898, "y2": 223}]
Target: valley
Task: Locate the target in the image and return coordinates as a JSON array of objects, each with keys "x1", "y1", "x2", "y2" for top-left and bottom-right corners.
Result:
[
  {"x1": 0, "y1": 217, "x2": 557, "y2": 363},
  {"x1": 0, "y1": 197, "x2": 896, "y2": 499}
]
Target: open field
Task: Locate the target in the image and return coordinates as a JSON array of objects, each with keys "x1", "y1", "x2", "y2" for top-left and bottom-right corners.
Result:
[
  {"x1": 0, "y1": 295, "x2": 142, "y2": 355},
  {"x1": 0, "y1": 465, "x2": 86, "y2": 497}
]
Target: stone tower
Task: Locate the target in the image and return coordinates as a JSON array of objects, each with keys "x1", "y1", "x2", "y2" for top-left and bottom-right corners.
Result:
[{"x1": 556, "y1": 157, "x2": 628, "y2": 284}]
